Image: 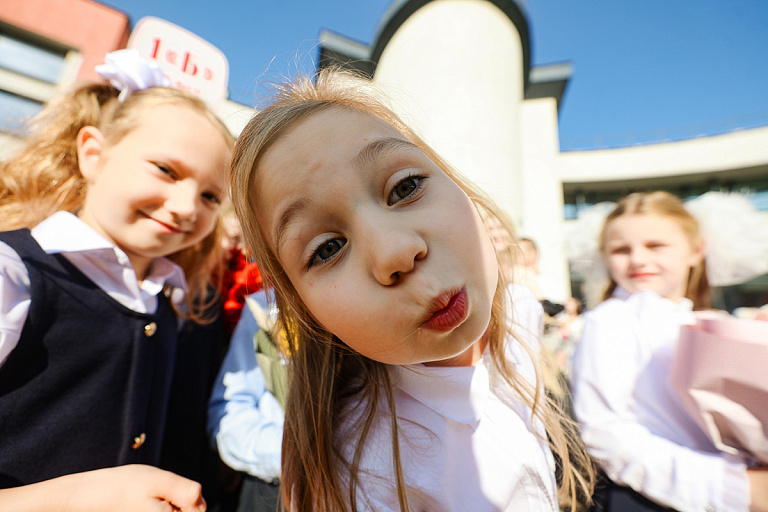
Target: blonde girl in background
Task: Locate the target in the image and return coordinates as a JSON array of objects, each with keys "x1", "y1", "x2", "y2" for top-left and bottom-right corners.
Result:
[
  {"x1": 570, "y1": 191, "x2": 768, "y2": 512},
  {"x1": 230, "y1": 68, "x2": 595, "y2": 511},
  {"x1": 0, "y1": 51, "x2": 232, "y2": 511}
]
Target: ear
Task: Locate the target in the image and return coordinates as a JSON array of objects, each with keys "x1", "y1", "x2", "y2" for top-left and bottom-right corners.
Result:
[
  {"x1": 689, "y1": 236, "x2": 706, "y2": 267},
  {"x1": 76, "y1": 126, "x2": 105, "y2": 180}
]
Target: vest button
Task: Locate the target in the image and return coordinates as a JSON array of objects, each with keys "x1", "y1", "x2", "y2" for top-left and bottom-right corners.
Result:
[
  {"x1": 144, "y1": 322, "x2": 157, "y2": 337},
  {"x1": 132, "y1": 433, "x2": 146, "y2": 449}
]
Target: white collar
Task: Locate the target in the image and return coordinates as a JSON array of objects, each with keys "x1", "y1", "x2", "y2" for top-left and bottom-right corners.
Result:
[
  {"x1": 31, "y1": 211, "x2": 187, "y2": 293},
  {"x1": 391, "y1": 355, "x2": 494, "y2": 425},
  {"x1": 613, "y1": 286, "x2": 694, "y2": 313}
]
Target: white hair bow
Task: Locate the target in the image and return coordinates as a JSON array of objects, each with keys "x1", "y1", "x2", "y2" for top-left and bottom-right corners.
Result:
[{"x1": 96, "y1": 49, "x2": 171, "y2": 101}]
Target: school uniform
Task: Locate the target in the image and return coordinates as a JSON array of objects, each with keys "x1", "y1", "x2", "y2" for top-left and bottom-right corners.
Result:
[
  {"x1": 337, "y1": 285, "x2": 559, "y2": 511},
  {"x1": 570, "y1": 288, "x2": 750, "y2": 512},
  {"x1": 208, "y1": 289, "x2": 284, "y2": 512},
  {"x1": 0, "y1": 212, "x2": 201, "y2": 489}
]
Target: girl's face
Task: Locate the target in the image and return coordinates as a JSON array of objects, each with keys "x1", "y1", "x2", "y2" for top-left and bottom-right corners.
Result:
[
  {"x1": 602, "y1": 214, "x2": 704, "y2": 301},
  {"x1": 77, "y1": 104, "x2": 230, "y2": 279},
  {"x1": 256, "y1": 108, "x2": 499, "y2": 366}
]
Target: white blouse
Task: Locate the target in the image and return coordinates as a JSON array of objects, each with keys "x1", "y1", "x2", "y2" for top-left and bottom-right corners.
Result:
[
  {"x1": 0, "y1": 211, "x2": 186, "y2": 366},
  {"x1": 570, "y1": 288, "x2": 750, "y2": 512},
  {"x1": 337, "y1": 285, "x2": 559, "y2": 511}
]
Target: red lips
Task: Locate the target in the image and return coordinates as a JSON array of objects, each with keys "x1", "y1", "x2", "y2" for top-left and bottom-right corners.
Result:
[{"x1": 422, "y1": 287, "x2": 469, "y2": 332}]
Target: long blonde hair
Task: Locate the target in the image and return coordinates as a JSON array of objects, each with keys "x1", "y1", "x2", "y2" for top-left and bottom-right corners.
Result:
[
  {"x1": 599, "y1": 191, "x2": 710, "y2": 309},
  {"x1": 0, "y1": 83, "x2": 235, "y2": 322},
  {"x1": 231, "y1": 68, "x2": 595, "y2": 511}
]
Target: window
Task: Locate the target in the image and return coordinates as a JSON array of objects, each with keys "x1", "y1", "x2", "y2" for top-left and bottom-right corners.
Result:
[
  {"x1": 0, "y1": 33, "x2": 67, "y2": 83},
  {"x1": 0, "y1": 23, "x2": 77, "y2": 134},
  {"x1": 0, "y1": 89, "x2": 42, "y2": 131}
]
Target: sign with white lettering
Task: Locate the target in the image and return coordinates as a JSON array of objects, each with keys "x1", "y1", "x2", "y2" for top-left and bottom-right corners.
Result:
[{"x1": 128, "y1": 16, "x2": 228, "y2": 109}]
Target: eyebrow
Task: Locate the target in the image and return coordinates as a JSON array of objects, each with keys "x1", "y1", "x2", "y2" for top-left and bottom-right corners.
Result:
[
  {"x1": 274, "y1": 197, "x2": 312, "y2": 260},
  {"x1": 353, "y1": 137, "x2": 420, "y2": 170}
]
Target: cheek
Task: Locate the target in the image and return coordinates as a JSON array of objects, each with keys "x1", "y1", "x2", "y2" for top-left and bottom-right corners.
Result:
[
  {"x1": 607, "y1": 256, "x2": 627, "y2": 275},
  {"x1": 196, "y1": 208, "x2": 221, "y2": 238},
  {"x1": 301, "y1": 285, "x2": 353, "y2": 337}
]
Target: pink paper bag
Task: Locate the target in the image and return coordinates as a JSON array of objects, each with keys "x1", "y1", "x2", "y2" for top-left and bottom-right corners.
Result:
[{"x1": 670, "y1": 311, "x2": 768, "y2": 464}]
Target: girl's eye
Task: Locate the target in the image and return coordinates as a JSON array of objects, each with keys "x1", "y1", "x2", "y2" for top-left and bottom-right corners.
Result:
[
  {"x1": 610, "y1": 247, "x2": 630, "y2": 255},
  {"x1": 308, "y1": 238, "x2": 346, "y2": 269},
  {"x1": 387, "y1": 176, "x2": 424, "y2": 205},
  {"x1": 155, "y1": 163, "x2": 177, "y2": 179},
  {"x1": 202, "y1": 192, "x2": 221, "y2": 205}
]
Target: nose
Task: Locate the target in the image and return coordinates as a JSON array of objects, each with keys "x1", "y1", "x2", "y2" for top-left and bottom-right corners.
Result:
[
  {"x1": 628, "y1": 247, "x2": 648, "y2": 267},
  {"x1": 365, "y1": 220, "x2": 428, "y2": 286},
  {"x1": 165, "y1": 181, "x2": 198, "y2": 222}
]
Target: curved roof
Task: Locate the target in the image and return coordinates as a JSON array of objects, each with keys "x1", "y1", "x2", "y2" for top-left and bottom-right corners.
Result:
[{"x1": 319, "y1": 0, "x2": 532, "y2": 88}]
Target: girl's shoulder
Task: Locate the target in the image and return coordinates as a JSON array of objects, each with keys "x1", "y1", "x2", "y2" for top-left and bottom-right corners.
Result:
[{"x1": 0, "y1": 237, "x2": 32, "y2": 287}]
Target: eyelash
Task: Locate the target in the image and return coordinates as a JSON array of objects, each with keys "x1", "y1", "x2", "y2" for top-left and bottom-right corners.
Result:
[
  {"x1": 388, "y1": 174, "x2": 426, "y2": 206},
  {"x1": 155, "y1": 163, "x2": 177, "y2": 179},
  {"x1": 306, "y1": 237, "x2": 346, "y2": 270},
  {"x1": 203, "y1": 192, "x2": 221, "y2": 205}
]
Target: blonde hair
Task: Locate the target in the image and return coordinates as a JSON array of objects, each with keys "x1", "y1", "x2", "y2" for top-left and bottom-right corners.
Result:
[
  {"x1": 599, "y1": 191, "x2": 710, "y2": 309},
  {"x1": 0, "y1": 82, "x2": 235, "y2": 322},
  {"x1": 231, "y1": 68, "x2": 595, "y2": 511}
]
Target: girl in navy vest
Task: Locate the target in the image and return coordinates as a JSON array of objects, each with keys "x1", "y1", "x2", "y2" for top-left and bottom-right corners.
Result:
[{"x1": 0, "y1": 50, "x2": 232, "y2": 511}]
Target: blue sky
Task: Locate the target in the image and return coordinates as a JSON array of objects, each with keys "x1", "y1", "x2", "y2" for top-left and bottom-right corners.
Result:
[{"x1": 103, "y1": 0, "x2": 768, "y2": 150}]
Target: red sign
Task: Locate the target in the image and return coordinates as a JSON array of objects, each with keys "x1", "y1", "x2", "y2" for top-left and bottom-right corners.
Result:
[{"x1": 128, "y1": 17, "x2": 229, "y2": 109}]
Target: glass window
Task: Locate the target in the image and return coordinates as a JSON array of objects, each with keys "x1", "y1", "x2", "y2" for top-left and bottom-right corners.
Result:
[
  {"x1": 0, "y1": 34, "x2": 66, "y2": 84},
  {"x1": 0, "y1": 89, "x2": 42, "y2": 132}
]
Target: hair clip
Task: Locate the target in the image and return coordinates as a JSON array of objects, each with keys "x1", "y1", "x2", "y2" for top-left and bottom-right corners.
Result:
[{"x1": 96, "y1": 49, "x2": 171, "y2": 102}]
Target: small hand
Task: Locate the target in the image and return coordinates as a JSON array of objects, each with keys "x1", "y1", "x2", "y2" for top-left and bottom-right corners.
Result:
[{"x1": 0, "y1": 464, "x2": 206, "y2": 512}]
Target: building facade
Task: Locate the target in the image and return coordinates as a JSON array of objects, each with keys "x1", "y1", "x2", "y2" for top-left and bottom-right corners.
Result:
[
  {"x1": 320, "y1": 0, "x2": 768, "y2": 306},
  {"x1": 0, "y1": 0, "x2": 251, "y2": 155}
]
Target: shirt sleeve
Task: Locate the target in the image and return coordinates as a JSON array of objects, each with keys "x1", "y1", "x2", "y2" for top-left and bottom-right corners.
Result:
[
  {"x1": 507, "y1": 284, "x2": 544, "y2": 349},
  {"x1": 207, "y1": 293, "x2": 285, "y2": 482},
  {"x1": 570, "y1": 302, "x2": 750, "y2": 512},
  {"x1": 0, "y1": 241, "x2": 31, "y2": 367}
]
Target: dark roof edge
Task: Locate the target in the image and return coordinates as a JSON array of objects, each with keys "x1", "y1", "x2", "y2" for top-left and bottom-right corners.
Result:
[{"x1": 525, "y1": 61, "x2": 573, "y2": 111}]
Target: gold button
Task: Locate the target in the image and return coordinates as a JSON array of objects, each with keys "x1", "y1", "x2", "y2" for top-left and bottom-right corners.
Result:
[
  {"x1": 132, "y1": 433, "x2": 146, "y2": 449},
  {"x1": 144, "y1": 322, "x2": 157, "y2": 337}
]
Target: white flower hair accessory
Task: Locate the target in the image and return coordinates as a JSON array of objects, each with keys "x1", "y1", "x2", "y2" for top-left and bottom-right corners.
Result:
[{"x1": 96, "y1": 49, "x2": 171, "y2": 102}]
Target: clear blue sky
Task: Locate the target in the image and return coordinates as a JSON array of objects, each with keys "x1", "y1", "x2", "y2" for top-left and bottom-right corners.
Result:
[{"x1": 103, "y1": 0, "x2": 768, "y2": 150}]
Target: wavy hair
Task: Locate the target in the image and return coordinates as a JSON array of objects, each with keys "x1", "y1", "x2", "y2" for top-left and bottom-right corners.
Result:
[
  {"x1": 0, "y1": 82, "x2": 234, "y2": 322},
  {"x1": 231, "y1": 68, "x2": 595, "y2": 511}
]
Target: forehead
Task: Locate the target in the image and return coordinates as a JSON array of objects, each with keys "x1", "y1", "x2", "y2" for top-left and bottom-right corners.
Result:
[
  {"x1": 262, "y1": 107, "x2": 402, "y2": 167},
  {"x1": 605, "y1": 214, "x2": 689, "y2": 240},
  {"x1": 118, "y1": 104, "x2": 228, "y2": 155},
  {"x1": 121, "y1": 103, "x2": 208, "y2": 138},
  {"x1": 255, "y1": 108, "x2": 408, "y2": 221}
]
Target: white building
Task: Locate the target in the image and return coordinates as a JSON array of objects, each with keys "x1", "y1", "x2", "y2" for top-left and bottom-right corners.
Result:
[{"x1": 318, "y1": 0, "x2": 768, "y2": 308}]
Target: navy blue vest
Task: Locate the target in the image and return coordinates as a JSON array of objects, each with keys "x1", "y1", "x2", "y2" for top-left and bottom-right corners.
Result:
[{"x1": 0, "y1": 229, "x2": 177, "y2": 487}]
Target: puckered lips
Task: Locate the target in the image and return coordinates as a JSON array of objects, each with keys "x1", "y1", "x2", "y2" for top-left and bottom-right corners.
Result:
[{"x1": 421, "y1": 287, "x2": 469, "y2": 332}]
